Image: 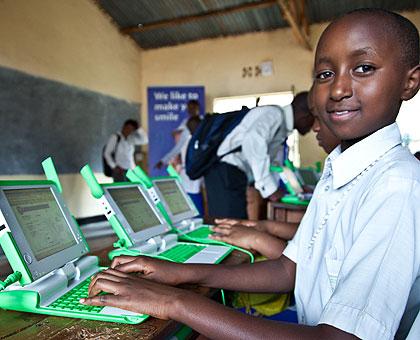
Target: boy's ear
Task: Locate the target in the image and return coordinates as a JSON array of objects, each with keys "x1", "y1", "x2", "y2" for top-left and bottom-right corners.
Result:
[{"x1": 401, "y1": 64, "x2": 420, "y2": 101}]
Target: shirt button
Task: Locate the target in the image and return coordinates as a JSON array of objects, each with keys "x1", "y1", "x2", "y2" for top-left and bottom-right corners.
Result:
[{"x1": 324, "y1": 185, "x2": 330, "y2": 192}]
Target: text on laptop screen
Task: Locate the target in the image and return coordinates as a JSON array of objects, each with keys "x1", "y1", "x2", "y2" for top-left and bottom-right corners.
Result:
[
  {"x1": 154, "y1": 180, "x2": 191, "y2": 215},
  {"x1": 4, "y1": 188, "x2": 77, "y2": 261},
  {"x1": 108, "y1": 187, "x2": 161, "y2": 232}
]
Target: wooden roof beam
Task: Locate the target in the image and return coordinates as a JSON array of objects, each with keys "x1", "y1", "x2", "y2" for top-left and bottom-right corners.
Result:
[
  {"x1": 121, "y1": 0, "x2": 278, "y2": 34},
  {"x1": 277, "y1": 0, "x2": 312, "y2": 51}
]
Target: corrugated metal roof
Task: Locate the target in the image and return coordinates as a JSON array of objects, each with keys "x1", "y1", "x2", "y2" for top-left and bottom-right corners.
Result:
[{"x1": 96, "y1": 0, "x2": 420, "y2": 49}]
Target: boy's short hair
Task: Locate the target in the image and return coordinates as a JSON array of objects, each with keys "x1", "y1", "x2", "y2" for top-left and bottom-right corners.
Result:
[
  {"x1": 123, "y1": 119, "x2": 139, "y2": 130},
  {"x1": 344, "y1": 8, "x2": 419, "y2": 68}
]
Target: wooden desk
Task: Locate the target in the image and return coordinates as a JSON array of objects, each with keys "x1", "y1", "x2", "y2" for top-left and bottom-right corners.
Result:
[
  {"x1": 267, "y1": 201, "x2": 307, "y2": 223},
  {"x1": 0, "y1": 236, "x2": 249, "y2": 340}
]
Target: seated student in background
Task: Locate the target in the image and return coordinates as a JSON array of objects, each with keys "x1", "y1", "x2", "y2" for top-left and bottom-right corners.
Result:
[
  {"x1": 205, "y1": 92, "x2": 313, "y2": 219},
  {"x1": 210, "y1": 89, "x2": 341, "y2": 259},
  {"x1": 81, "y1": 9, "x2": 420, "y2": 339},
  {"x1": 104, "y1": 119, "x2": 148, "y2": 182}
]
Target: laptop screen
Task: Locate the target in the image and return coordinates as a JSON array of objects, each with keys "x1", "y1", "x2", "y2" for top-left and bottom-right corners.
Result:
[
  {"x1": 4, "y1": 188, "x2": 77, "y2": 261},
  {"x1": 108, "y1": 187, "x2": 161, "y2": 232},
  {"x1": 154, "y1": 179, "x2": 191, "y2": 215},
  {"x1": 296, "y1": 169, "x2": 319, "y2": 187}
]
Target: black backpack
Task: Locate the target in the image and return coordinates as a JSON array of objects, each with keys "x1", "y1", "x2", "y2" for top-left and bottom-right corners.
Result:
[
  {"x1": 185, "y1": 106, "x2": 250, "y2": 179},
  {"x1": 102, "y1": 134, "x2": 121, "y2": 177}
]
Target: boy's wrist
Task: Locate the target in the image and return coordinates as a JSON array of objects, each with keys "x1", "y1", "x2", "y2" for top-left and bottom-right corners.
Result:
[{"x1": 170, "y1": 290, "x2": 199, "y2": 321}]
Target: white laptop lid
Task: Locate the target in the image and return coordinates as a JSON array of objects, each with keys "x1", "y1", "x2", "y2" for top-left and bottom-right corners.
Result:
[
  {"x1": 0, "y1": 185, "x2": 88, "y2": 281},
  {"x1": 280, "y1": 167, "x2": 304, "y2": 195},
  {"x1": 151, "y1": 178, "x2": 198, "y2": 224},
  {"x1": 103, "y1": 184, "x2": 170, "y2": 244}
]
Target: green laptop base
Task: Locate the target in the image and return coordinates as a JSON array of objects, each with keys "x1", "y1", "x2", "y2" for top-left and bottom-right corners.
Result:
[
  {"x1": 0, "y1": 275, "x2": 148, "y2": 324},
  {"x1": 281, "y1": 195, "x2": 309, "y2": 206},
  {"x1": 108, "y1": 241, "x2": 232, "y2": 264}
]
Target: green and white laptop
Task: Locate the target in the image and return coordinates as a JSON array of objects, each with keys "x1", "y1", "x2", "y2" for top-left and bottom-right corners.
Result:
[
  {"x1": 271, "y1": 165, "x2": 311, "y2": 206},
  {"x1": 81, "y1": 165, "x2": 232, "y2": 263},
  {"x1": 152, "y1": 177, "x2": 214, "y2": 241},
  {"x1": 126, "y1": 166, "x2": 219, "y2": 244},
  {"x1": 0, "y1": 180, "x2": 147, "y2": 324}
]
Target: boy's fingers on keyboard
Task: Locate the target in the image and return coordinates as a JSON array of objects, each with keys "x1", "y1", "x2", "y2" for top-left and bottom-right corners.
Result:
[
  {"x1": 210, "y1": 226, "x2": 232, "y2": 235},
  {"x1": 209, "y1": 233, "x2": 226, "y2": 241},
  {"x1": 81, "y1": 292, "x2": 119, "y2": 306},
  {"x1": 114, "y1": 258, "x2": 152, "y2": 275},
  {"x1": 88, "y1": 272, "x2": 124, "y2": 295},
  {"x1": 214, "y1": 218, "x2": 237, "y2": 225},
  {"x1": 87, "y1": 277, "x2": 120, "y2": 298},
  {"x1": 110, "y1": 255, "x2": 138, "y2": 269}
]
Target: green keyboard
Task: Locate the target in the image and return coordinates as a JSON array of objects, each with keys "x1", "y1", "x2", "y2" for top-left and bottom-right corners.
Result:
[
  {"x1": 185, "y1": 226, "x2": 212, "y2": 239},
  {"x1": 159, "y1": 243, "x2": 205, "y2": 263},
  {"x1": 48, "y1": 279, "x2": 103, "y2": 313}
]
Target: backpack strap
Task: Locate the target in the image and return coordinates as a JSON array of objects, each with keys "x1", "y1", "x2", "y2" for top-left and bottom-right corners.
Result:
[
  {"x1": 218, "y1": 145, "x2": 242, "y2": 161},
  {"x1": 112, "y1": 133, "x2": 122, "y2": 162}
]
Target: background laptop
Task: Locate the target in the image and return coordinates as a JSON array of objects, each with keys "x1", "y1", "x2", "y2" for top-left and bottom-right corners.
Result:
[
  {"x1": 78, "y1": 163, "x2": 232, "y2": 264},
  {"x1": 276, "y1": 166, "x2": 312, "y2": 206},
  {"x1": 0, "y1": 182, "x2": 147, "y2": 324},
  {"x1": 294, "y1": 168, "x2": 320, "y2": 191},
  {"x1": 151, "y1": 177, "x2": 215, "y2": 242}
]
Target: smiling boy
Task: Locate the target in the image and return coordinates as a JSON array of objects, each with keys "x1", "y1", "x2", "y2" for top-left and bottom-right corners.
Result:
[{"x1": 81, "y1": 9, "x2": 420, "y2": 340}]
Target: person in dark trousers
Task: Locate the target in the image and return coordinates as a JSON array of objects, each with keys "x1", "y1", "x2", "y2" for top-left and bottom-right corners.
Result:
[{"x1": 205, "y1": 93, "x2": 314, "y2": 219}]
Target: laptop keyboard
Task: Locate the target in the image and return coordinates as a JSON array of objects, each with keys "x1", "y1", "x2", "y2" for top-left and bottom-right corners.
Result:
[
  {"x1": 159, "y1": 243, "x2": 205, "y2": 263},
  {"x1": 186, "y1": 226, "x2": 212, "y2": 239},
  {"x1": 48, "y1": 279, "x2": 103, "y2": 313}
]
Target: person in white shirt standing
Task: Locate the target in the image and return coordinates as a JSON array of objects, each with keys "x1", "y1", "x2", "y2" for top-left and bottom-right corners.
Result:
[
  {"x1": 205, "y1": 92, "x2": 314, "y2": 219},
  {"x1": 104, "y1": 119, "x2": 148, "y2": 182}
]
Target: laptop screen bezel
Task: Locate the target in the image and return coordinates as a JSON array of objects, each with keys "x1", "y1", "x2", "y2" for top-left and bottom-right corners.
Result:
[
  {"x1": 0, "y1": 184, "x2": 88, "y2": 281},
  {"x1": 152, "y1": 178, "x2": 198, "y2": 224},
  {"x1": 102, "y1": 184, "x2": 170, "y2": 244}
]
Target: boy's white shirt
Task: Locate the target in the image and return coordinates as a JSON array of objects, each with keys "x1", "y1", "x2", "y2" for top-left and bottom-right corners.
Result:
[{"x1": 283, "y1": 123, "x2": 420, "y2": 340}]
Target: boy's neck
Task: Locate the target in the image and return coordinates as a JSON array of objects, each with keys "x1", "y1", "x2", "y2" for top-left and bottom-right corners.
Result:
[
  {"x1": 341, "y1": 137, "x2": 365, "y2": 152},
  {"x1": 341, "y1": 121, "x2": 397, "y2": 152}
]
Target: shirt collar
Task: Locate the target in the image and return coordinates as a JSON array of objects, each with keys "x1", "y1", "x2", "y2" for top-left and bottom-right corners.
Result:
[
  {"x1": 326, "y1": 123, "x2": 402, "y2": 189},
  {"x1": 283, "y1": 104, "x2": 294, "y2": 133}
]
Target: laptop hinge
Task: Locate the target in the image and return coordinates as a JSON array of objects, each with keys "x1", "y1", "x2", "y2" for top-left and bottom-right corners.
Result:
[
  {"x1": 176, "y1": 217, "x2": 204, "y2": 232},
  {"x1": 5, "y1": 256, "x2": 99, "y2": 306},
  {"x1": 160, "y1": 233, "x2": 178, "y2": 250}
]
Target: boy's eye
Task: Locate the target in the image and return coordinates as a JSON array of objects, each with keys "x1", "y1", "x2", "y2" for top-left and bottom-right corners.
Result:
[
  {"x1": 315, "y1": 71, "x2": 334, "y2": 80},
  {"x1": 354, "y1": 64, "x2": 375, "y2": 73}
]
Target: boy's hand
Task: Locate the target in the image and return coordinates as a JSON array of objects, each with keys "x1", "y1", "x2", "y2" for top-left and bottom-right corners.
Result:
[
  {"x1": 81, "y1": 268, "x2": 187, "y2": 319},
  {"x1": 210, "y1": 224, "x2": 260, "y2": 250},
  {"x1": 214, "y1": 218, "x2": 258, "y2": 228},
  {"x1": 109, "y1": 256, "x2": 187, "y2": 286}
]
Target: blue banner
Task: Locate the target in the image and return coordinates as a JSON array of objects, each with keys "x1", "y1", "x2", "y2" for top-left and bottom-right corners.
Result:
[{"x1": 147, "y1": 86, "x2": 205, "y2": 176}]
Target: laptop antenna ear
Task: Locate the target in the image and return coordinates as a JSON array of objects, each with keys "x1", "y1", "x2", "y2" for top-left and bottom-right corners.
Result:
[
  {"x1": 80, "y1": 164, "x2": 104, "y2": 199},
  {"x1": 132, "y1": 166, "x2": 153, "y2": 188},
  {"x1": 42, "y1": 157, "x2": 63, "y2": 194},
  {"x1": 166, "y1": 165, "x2": 180, "y2": 180}
]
